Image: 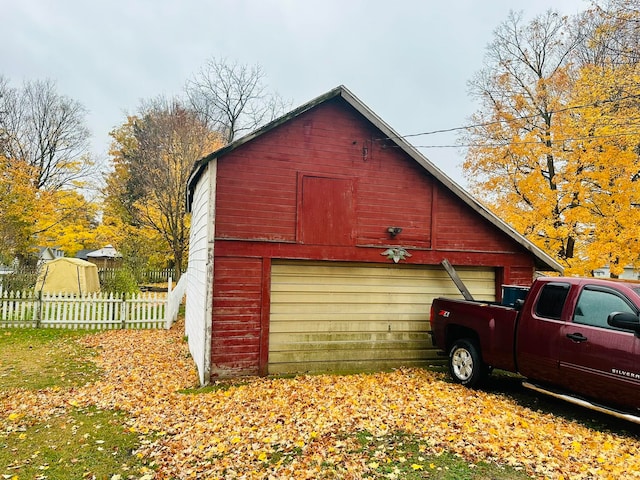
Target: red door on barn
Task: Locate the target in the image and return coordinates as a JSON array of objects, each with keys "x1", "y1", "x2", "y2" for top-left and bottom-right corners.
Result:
[{"x1": 299, "y1": 176, "x2": 355, "y2": 246}]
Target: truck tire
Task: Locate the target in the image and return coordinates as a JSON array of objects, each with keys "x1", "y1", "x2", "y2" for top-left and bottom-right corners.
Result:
[{"x1": 448, "y1": 339, "x2": 486, "y2": 388}]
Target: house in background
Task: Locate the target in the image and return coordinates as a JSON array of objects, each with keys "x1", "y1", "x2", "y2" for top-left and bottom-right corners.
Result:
[
  {"x1": 184, "y1": 85, "x2": 563, "y2": 385},
  {"x1": 0, "y1": 249, "x2": 61, "y2": 286},
  {"x1": 38, "y1": 246, "x2": 65, "y2": 265},
  {"x1": 593, "y1": 265, "x2": 639, "y2": 279},
  {"x1": 0, "y1": 265, "x2": 13, "y2": 280},
  {"x1": 75, "y1": 249, "x2": 94, "y2": 261}
]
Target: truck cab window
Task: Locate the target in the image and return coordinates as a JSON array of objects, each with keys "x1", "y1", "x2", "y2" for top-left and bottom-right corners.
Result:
[
  {"x1": 573, "y1": 288, "x2": 635, "y2": 329},
  {"x1": 535, "y1": 283, "x2": 570, "y2": 319}
]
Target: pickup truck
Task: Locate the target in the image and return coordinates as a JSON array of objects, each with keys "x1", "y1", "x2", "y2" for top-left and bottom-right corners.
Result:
[{"x1": 430, "y1": 276, "x2": 640, "y2": 424}]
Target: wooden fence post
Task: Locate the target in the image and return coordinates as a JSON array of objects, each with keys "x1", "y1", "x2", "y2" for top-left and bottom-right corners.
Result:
[
  {"x1": 35, "y1": 290, "x2": 42, "y2": 328},
  {"x1": 165, "y1": 277, "x2": 172, "y2": 329},
  {"x1": 121, "y1": 293, "x2": 127, "y2": 329}
]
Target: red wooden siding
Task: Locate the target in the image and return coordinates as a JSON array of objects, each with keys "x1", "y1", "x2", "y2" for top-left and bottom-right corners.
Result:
[
  {"x1": 508, "y1": 265, "x2": 536, "y2": 286},
  {"x1": 356, "y1": 158, "x2": 433, "y2": 247},
  {"x1": 208, "y1": 96, "x2": 539, "y2": 377},
  {"x1": 214, "y1": 100, "x2": 436, "y2": 248},
  {"x1": 211, "y1": 257, "x2": 263, "y2": 376},
  {"x1": 432, "y1": 187, "x2": 519, "y2": 252}
]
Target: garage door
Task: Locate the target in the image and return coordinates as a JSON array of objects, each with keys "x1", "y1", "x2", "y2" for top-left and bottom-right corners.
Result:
[{"x1": 269, "y1": 261, "x2": 495, "y2": 375}]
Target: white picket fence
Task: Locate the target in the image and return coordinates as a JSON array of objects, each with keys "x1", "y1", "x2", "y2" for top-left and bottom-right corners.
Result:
[{"x1": 0, "y1": 288, "x2": 178, "y2": 330}]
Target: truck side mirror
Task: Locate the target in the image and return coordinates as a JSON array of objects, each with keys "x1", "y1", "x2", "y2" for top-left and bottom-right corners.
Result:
[
  {"x1": 607, "y1": 312, "x2": 640, "y2": 332},
  {"x1": 514, "y1": 298, "x2": 525, "y2": 311}
]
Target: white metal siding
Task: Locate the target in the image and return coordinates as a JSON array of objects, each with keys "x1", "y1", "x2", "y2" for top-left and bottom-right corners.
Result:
[
  {"x1": 269, "y1": 261, "x2": 495, "y2": 375},
  {"x1": 185, "y1": 161, "x2": 216, "y2": 385}
]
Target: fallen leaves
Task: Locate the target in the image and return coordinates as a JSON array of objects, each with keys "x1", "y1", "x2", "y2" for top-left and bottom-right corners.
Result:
[{"x1": 1, "y1": 324, "x2": 639, "y2": 479}]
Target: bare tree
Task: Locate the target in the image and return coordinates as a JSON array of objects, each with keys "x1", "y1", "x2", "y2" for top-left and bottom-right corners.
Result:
[
  {"x1": 185, "y1": 57, "x2": 290, "y2": 143},
  {"x1": 0, "y1": 76, "x2": 7, "y2": 140},
  {"x1": 0, "y1": 78, "x2": 94, "y2": 191},
  {"x1": 597, "y1": 0, "x2": 640, "y2": 64}
]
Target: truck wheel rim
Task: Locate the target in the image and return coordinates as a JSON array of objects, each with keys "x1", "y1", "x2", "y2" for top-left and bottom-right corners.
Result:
[{"x1": 452, "y1": 347, "x2": 473, "y2": 380}]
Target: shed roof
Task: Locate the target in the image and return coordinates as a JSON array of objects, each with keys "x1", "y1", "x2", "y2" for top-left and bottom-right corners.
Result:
[
  {"x1": 87, "y1": 244, "x2": 122, "y2": 259},
  {"x1": 187, "y1": 85, "x2": 563, "y2": 273}
]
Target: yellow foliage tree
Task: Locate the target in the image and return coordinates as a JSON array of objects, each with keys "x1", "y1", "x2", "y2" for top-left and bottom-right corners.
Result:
[
  {"x1": 35, "y1": 189, "x2": 102, "y2": 258},
  {"x1": 102, "y1": 117, "x2": 169, "y2": 271},
  {"x1": 1, "y1": 76, "x2": 101, "y2": 263},
  {"x1": 0, "y1": 154, "x2": 102, "y2": 262},
  {"x1": 463, "y1": 11, "x2": 578, "y2": 268},
  {"x1": 463, "y1": 6, "x2": 640, "y2": 275},
  {"x1": 562, "y1": 62, "x2": 640, "y2": 276},
  {"x1": 0, "y1": 156, "x2": 39, "y2": 263}
]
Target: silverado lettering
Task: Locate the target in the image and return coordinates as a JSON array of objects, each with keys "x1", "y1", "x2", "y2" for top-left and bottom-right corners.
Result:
[
  {"x1": 430, "y1": 277, "x2": 640, "y2": 424},
  {"x1": 612, "y1": 369, "x2": 640, "y2": 380}
]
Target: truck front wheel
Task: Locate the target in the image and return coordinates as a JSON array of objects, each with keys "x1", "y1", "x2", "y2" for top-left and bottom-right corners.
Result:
[{"x1": 448, "y1": 339, "x2": 486, "y2": 388}]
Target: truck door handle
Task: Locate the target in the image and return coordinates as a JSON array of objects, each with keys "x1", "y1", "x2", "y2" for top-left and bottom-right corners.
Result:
[{"x1": 566, "y1": 332, "x2": 588, "y2": 343}]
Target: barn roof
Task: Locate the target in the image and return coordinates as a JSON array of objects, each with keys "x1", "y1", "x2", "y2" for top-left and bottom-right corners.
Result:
[{"x1": 187, "y1": 85, "x2": 563, "y2": 273}]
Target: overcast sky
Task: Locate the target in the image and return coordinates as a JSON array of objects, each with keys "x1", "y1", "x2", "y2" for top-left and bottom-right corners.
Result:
[{"x1": 3, "y1": 0, "x2": 587, "y2": 187}]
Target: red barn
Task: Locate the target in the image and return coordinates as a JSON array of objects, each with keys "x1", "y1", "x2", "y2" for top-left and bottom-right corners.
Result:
[{"x1": 184, "y1": 86, "x2": 562, "y2": 384}]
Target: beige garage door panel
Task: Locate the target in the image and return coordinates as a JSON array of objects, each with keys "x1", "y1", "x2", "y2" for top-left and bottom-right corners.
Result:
[
  {"x1": 270, "y1": 345, "x2": 432, "y2": 363},
  {"x1": 269, "y1": 261, "x2": 495, "y2": 375},
  {"x1": 270, "y1": 320, "x2": 428, "y2": 334}
]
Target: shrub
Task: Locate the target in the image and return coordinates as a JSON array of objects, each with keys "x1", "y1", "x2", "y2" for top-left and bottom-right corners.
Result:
[
  {"x1": 100, "y1": 267, "x2": 140, "y2": 295},
  {"x1": 0, "y1": 270, "x2": 37, "y2": 293}
]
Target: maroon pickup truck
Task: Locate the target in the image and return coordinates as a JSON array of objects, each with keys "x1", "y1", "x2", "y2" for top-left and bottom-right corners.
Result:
[{"x1": 430, "y1": 276, "x2": 640, "y2": 423}]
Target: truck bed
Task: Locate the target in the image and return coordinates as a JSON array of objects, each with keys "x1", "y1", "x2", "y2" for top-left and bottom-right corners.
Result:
[{"x1": 430, "y1": 297, "x2": 519, "y2": 372}]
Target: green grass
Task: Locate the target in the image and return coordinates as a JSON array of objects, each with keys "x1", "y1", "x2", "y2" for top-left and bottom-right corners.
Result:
[
  {"x1": 1, "y1": 407, "x2": 154, "y2": 480},
  {"x1": 0, "y1": 328, "x2": 152, "y2": 479},
  {"x1": 347, "y1": 430, "x2": 531, "y2": 479},
  {"x1": 0, "y1": 328, "x2": 99, "y2": 390}
]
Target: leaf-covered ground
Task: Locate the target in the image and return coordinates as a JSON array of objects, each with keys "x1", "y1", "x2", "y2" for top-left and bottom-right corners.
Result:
[{"x1": 1, "y1": 324, "x2": 639, "y2": 479}]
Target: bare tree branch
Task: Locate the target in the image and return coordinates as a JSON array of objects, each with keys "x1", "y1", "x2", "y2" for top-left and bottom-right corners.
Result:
[
  {"x1": 185, "y1": 57, "x2": 291, "y2": 143},
  {"x1": 0, "y1": 78, "x2": 94, "y2": 191}
]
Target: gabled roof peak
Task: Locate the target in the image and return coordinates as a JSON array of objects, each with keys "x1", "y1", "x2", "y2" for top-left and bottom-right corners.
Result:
[{"x1": 186, "y1": 85, "x2": 563, "y2": 273}]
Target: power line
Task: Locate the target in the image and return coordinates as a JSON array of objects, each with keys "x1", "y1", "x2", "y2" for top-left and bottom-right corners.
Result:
[
  {"x1": 389, "y1": 94, "x2": 640, "y2": 143},
  {"x1": 409, "y1": 130, "x2": 640, "y2": 149}
]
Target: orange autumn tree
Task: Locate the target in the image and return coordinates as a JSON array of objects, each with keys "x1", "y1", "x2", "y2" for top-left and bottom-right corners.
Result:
[
  {"x1": 105, "y1": 99, "x2": 222, "y2": 278},
  {"x1": 103, "y1": 117, "x2": 172, "y2": 273},
  {"x1": 564, "y1": 62, "x2": 640, "y2": 276},
  {"x1": 462, "y1": 5, "x2": 640, "y2": 275},
  {"x1": 463, "y1": 10, "x2": 581, "y2": 270}
]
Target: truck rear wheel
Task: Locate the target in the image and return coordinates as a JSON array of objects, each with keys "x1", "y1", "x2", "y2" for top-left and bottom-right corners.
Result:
[{"x1": 448, "y1": 339, "x2": 486, "y2": 388}]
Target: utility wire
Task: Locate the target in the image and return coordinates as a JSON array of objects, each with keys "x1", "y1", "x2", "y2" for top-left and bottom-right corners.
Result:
[
  {"x1": 409, "y1": 130, "x2": 640, "y2": 149},
  {"x1": 387, "y1": 93, "x2": 640, "y2": 144}
]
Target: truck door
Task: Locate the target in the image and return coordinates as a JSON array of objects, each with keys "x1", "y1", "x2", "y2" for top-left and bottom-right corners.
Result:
[
  {"x1": 558, "y1": 285, "x2": 640, "y2": 410},
  {"x1": 516, "y1": 282, "x2": 571, "y2": 385}
]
